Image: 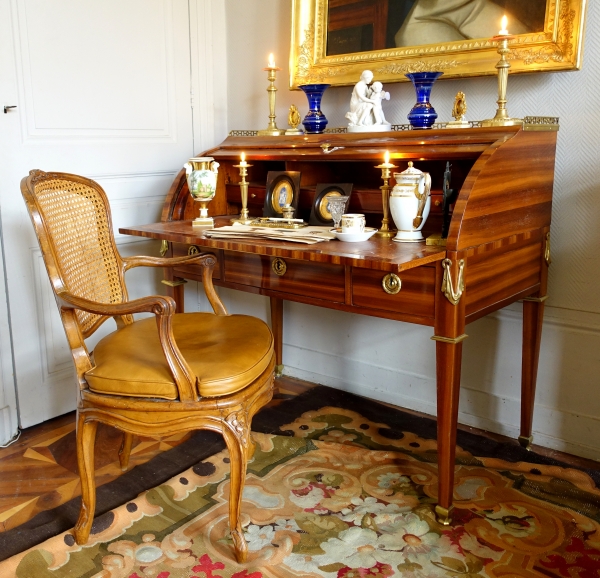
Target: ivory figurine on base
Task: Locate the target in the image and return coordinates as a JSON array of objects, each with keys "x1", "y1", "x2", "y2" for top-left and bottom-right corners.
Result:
[{"x1": 346, "y1": 70, "x2": 392, "y2": 133}]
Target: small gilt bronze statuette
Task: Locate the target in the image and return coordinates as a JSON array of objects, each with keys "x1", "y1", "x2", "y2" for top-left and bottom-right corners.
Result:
[
  {"x1": 285, "y1": 104, "x2": 304, "y2": 135},
  {"x1": 446, "y1": 91, "x2": 470, "y2": 128}
]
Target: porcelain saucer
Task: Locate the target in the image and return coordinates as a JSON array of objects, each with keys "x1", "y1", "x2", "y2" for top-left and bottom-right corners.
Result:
[{"x1": 332, "y1": 227, "x2": 378, "y2": 242}]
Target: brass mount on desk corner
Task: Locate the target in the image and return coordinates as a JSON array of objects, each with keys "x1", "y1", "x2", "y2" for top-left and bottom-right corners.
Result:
[{"x1": 441, "y1": 259, "x2": 465, "y2": 305}]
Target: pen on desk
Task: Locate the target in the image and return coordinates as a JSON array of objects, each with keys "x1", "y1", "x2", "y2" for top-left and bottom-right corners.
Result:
[{"x1": 266, "y1": 218, "x2": 304, "y2": 223}]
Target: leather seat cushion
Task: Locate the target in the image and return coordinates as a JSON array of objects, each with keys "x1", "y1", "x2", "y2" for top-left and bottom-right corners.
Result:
[{"x1": 85, "y1": 313, "x2": 274, "y2": 399}]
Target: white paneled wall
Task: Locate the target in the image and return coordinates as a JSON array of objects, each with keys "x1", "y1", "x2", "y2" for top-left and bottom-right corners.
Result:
[
  {"x1": 220, "y1": 1, "x2": 600, "y2": 459},
  {"x1": 0, "y1": 0, "x2": 230, "y2": 432}
]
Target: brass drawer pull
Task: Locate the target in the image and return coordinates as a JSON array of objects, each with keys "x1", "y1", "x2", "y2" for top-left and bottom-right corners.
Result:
[
  {"x1": 272, "y1": 257, "x2": 287, "y2": 276},
  {"x1": 382, "y1": 273, "x2": 401, "y2": 295},
  {"x1": 188, "y1": 245, "x2": 200, "y2": 256}
]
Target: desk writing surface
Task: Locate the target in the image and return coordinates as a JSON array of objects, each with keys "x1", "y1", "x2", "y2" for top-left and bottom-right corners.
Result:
[{"x1": 120, "y1": 218, "x2": 447, "y2": 274}]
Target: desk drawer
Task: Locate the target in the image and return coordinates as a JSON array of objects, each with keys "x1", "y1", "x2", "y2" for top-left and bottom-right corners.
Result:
[
  {"x1": 224, "y1": 252, "x2": 345, "y2": 302},
  {"x1": 226, "y1": 184, "x2": 266, "y2": 207},
  {"x1": 352, "y1": 267, "x2": 435, "y2": 318},
  {"x1": 171, "y1": 243, "x2": 220, "y2": 280}
]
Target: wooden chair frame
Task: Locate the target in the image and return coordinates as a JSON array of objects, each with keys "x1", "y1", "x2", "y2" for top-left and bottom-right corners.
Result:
[{"x1": 21, "y1": 170, "x2": 274, "y2": 562}]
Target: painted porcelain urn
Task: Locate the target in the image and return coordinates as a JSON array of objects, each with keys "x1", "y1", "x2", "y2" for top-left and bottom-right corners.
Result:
[
  {"x1": 389, "y1": 161, "x2": 432, "y2": 242},
  {"x1": 184, "y1": 157, "x2": 220, "y2": 227}
]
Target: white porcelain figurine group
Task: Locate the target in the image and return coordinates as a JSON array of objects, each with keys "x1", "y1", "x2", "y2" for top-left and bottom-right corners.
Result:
[{"x1": 346, "y1": 70, "x2": 392, "y2": 132}]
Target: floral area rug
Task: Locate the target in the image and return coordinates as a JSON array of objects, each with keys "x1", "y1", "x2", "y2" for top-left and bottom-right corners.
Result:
[{"x1": 2, "y1": 404, "x2": 600, "y2": 578}]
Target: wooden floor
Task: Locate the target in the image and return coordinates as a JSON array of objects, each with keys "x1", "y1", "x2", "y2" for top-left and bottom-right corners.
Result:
[{"x1": 0, "y1": 376, "x2": 596, "y2": 534}]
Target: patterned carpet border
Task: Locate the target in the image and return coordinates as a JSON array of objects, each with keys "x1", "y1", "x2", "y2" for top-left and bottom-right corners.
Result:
[{"x1": 0, "y1": 385, "x2": 597, "y2": 562}]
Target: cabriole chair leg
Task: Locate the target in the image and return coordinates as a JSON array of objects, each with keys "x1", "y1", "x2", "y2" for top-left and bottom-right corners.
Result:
[
  {"x1": 223, "y1": 424, "x2": 249, "y2": 564},
  {"x1": 119, "y1": 432, "x2": 134, "y2": 471},
  {"x1": 74, "y1": 415, "x2": 98, "y2": 545}
]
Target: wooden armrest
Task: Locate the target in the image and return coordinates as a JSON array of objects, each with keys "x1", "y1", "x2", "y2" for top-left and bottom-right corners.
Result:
[
  {"x1": 57, "y1": 291, "x2": 197, "y2": 401},
  {"x1": 56, "y1": 291, "x2": 177, "y2": 317},
  {"x1": 122, "y1": 252, "x2": 227, "y2": 316},
  {"x1": 122, "y1": 252, "x2": 217, "y2": 271}
]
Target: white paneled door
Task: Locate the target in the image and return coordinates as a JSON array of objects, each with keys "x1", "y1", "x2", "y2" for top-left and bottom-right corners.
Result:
[{"x1": 0, "y1": 0, "x2": 199, "y2": 432}]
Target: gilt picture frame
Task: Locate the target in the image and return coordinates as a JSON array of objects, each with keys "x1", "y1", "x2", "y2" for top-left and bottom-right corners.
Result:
[
  {"x1": 309, "y1": 183, "x2": 353, "y2": 226},
  {"x1": 290, "y1": 0, "x2": 587, "y2": 89},
  {"x1": 263, "y1": 171, "x2": 302, "y2": 218}
]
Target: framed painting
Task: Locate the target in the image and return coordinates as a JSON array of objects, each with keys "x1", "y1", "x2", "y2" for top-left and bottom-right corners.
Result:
[
  {"x1": 309, "y1": 183, "x2": 353, "y2": 225},
  {"x1": 290, "y1": 0, "x2": 587, "y2": 88},
  {"x1": 263, "y1": 171, "x2": 302, "y2": 218}
]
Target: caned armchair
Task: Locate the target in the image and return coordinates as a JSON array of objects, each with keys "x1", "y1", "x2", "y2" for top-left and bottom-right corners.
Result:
[{"x1": 21, "y1": 170, "x2": 275, "y2": 563}]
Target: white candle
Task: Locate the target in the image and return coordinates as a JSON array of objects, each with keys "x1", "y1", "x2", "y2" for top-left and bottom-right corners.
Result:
[
  {"x1": 239, "y1": 152, "x2": 247, "y2": 167},
  {"x1": 499, "y1": 15, "x2": 509, "y2": 35},
  {"x1": 384, "y1": 151, "x2": 390, "y2": 164},
  {"x1": 268, "y1": 53, "x2": 276, "y2": 68}
]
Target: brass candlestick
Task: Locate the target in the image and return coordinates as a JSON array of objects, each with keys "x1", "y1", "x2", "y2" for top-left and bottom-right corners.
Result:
[
  {"x1": 257, "y1": 62, "x2": 285, "y2": 136},
  {"x1": 482, "y1": 34, "x2": 523, "y2": 127},
  {"x1": 231, "y1": 159, "x2": 254, "y2": 225},
  {"x1": 375, "y1": 157, "x2": 397, "y2": 238}
]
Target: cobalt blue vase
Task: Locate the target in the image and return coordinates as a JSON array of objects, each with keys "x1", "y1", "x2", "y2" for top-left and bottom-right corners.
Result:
[
  {"x1": 406, "y1": 72, "x2": 443, "y2": 129},
  {"x1": 299, "y1": 84, "x2": 330, "y2": 134}
]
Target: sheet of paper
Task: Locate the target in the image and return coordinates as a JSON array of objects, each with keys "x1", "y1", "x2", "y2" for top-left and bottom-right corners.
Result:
[{"x1": 204, "y1": 224, "x2": 335, "y2": 244}]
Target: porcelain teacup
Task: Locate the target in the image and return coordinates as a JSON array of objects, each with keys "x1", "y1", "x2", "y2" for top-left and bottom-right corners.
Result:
[{"x1": 341, "y1": 213, "x2": 366, "y2": 234}]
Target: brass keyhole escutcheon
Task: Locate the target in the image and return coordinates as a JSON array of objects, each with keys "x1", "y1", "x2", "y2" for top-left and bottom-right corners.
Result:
[
  {"x1": 188, "y1": 245, "x2": 200, "y2": 256},
  {"x1": 382, "y1": 273, "x2": 401, "y2": 295},
  {"x1": 272, "y1": 257, "x2": 287, "y2": 276}
]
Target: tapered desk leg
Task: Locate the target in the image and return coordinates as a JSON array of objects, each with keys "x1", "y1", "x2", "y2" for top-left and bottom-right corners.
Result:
[
  {"x1": 433, "y1": 256, "x2": 467, "y2": 525},
  {"x1": 270, "y1": 297, "x2": 284, "y2": 377},
  {"x1": 520, "y1": 297, "x2": 546, "y2": 449},
  {"x1": 434, "y1": 338, "x2": 464, "y2": 524},
  {"x1": 520, "y1": 234, "x2": 550, "y2": 450}
]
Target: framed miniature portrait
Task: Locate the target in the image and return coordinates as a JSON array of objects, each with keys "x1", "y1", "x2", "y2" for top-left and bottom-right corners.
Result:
[
  {"x1": 309, "y1": 183, "x2": 353, "y2": 226},
  {"x1": 263, "y1": 171, "x2": 301, "y2": 218}
]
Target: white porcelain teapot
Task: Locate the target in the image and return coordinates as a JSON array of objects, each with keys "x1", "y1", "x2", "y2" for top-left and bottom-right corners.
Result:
[{"x1": 389, "y1": 162, "x2": 431, "y2": 242}]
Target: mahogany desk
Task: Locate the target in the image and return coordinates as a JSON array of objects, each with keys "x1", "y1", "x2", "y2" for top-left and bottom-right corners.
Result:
[{"x1": 120, "y1": 122, "x2": 558, "y2": 524}]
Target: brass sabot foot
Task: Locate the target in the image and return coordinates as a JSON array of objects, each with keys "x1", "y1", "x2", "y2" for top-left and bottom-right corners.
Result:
[
  {"x1": 435, "y1": 504, "x2": 453, "y2": 526},
  {"x1": 518, "y1": 435, "x2": 533, "y2": 451}
]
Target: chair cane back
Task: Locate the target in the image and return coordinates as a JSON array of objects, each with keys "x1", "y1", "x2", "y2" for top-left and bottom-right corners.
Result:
[{"x1": 21, "y1": 170, "x2": 275, "y2": 563}]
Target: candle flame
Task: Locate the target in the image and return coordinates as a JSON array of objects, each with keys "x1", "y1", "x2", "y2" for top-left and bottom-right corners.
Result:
[
  {"x1": 500, "y1": 15, "x2": 508, "y2": 33},
  {"x1": 384, "y1": 151, "x2": 390, "y2": 164},
  {"x1": 268, "y1": 53, "x2": 275, "y2": 67},
  {"x1": 241, "y1": 152, "x2": 245, "y2": 162}
]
